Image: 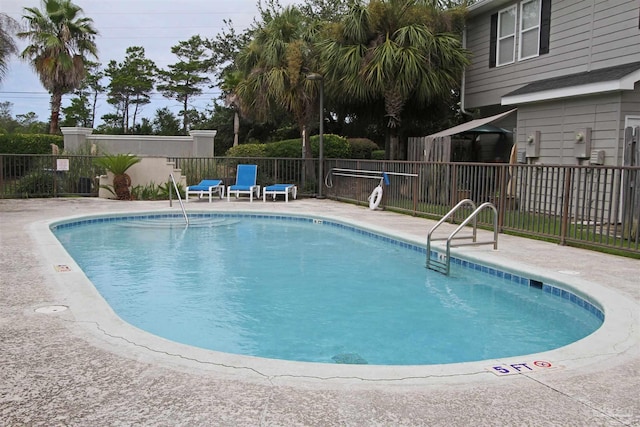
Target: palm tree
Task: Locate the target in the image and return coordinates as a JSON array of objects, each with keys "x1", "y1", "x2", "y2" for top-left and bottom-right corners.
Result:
[
  {"x1": 0, "y1": 13, "x2": 20, "y2": 83},
  {"x1": 93, "y1": 153, "x2": 141, "y2": 200},
  {"x1": 235, "y1": 6, "x2": 319, "y2": 165},
  {"x1": 318, "y1": 0, "x2": 469, "y2": 159},
  {"x1": 18, "y1": 0, "x2": 98, "y2": 134},
  {"x1": 220, "y1": 70, "x2": 243, "y2": 147}
]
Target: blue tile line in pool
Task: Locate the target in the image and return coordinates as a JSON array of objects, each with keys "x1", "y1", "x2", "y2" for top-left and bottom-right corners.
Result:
[{"x1": 51, "y1": 212, "x2": 604, "y2": 322}]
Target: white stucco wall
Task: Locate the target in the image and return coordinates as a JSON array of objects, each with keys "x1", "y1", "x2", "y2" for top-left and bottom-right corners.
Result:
[{"x1": 98, "y1": 157, "x2": 187, "y2": 199}]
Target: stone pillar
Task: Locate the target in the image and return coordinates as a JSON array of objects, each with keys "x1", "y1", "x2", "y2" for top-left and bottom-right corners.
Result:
[
  {"x1": 189, "y1": 130, "x2": 217, "y2": 157},
  {"x1": 60, "y1": 127, "x2": 94, "y2": 152}
]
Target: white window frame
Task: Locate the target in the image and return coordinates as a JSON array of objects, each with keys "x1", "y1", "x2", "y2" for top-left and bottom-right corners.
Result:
[
  {"x1": 518, "y1": 0, "x2": 542, "y2": 61},
  {"x1": 497, "y1": 5, "x2": 517, "y2": 67}
]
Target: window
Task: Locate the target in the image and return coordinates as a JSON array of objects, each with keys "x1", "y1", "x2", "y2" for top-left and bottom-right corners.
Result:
[
  {"x1": 489, "y1": 0, "x2": 550, "y2": 68},
  {"x1": 497, "y1": 6, "x2": 517, "y2": 66},
  {"x1": 519, "y1": 0, "x2": 541, "y2": 60}
]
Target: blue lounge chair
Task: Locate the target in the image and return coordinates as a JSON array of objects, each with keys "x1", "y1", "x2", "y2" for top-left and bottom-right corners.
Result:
[
  {"x1": 227, "y1": 164, "x2": 260, "y2": 202},
  {"x1": 263, "y1": 184, "x2": 297, "y2": 202},
  {"x1": 185, "y1": 179, "x2": 224, "y2": 202}
]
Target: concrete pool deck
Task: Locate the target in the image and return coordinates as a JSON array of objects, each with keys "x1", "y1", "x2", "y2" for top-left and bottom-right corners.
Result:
[{"x1": 1, "y1": 197, "x2": 638, "y2": 425}]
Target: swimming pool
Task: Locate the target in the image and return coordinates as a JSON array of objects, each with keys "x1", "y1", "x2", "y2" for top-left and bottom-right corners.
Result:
[{"x1": 51, "y1": 212, "x2": 603, "y2": 366}]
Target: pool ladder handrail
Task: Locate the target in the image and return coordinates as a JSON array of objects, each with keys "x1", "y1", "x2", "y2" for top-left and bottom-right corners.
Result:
[
  {"x1": 426, "y1": 199, "x2": 498, "y2": 275},
  {"x1": 169, "y1": 173, "x2": 189, "y2": 226}
]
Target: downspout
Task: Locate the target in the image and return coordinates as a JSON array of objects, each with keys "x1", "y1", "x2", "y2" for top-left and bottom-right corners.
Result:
[{"x1": 460, "y1": 26, "x2": 474, "y2": 117}]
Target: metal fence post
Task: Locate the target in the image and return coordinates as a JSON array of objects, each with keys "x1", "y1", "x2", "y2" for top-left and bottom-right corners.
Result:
[{"x1": 560, "y1": 167, "x2": 572, "y2": 246}]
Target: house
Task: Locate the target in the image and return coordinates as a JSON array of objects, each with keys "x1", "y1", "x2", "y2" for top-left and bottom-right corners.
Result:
[{"x1": 459, "y1": 0, "x2": 640, "y2": 166}]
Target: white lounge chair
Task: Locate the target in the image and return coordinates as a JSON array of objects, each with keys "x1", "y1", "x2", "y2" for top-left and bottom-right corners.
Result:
[
  {"x1": 185, "y1": 179, "x2": 224, "y2": 202},
  {"x1": 263, "y1": 184, "x2": 297, "y2": 202},
  {"x1": 227, "y1": 164, "x2": 260, "y2": 202}
]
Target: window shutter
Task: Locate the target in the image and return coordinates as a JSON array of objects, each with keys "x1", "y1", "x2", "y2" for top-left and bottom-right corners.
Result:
[
  {"x1": 539, "y1": 0, "x2": 551, "y2": 54},
  {"x1": 489, "y1": 13, "x2": 498, "y2": 68}
]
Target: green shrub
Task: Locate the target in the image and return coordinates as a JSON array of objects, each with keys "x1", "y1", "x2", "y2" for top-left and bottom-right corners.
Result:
[
  {"x1": 158, "y1": 180, "x2": 185, "y2": 199},
  {"x1": 348, "y1": 138, "x2": 380, "y2": 159},
  {"x1": 225, "y1": 143, "x2": 268, "y2": 158},
  {"x1": 0, "y1": 134, "x2": 63, "y2": 154},
  {"x1": 226, "y1": 134, "x2": 351, "y2": 159},
  {"x1": 93, "y1": 153, "x2": 141, "y2": 176},
  {"x1": 14, "y1": 170, "x2": 64, "y2": 197},
  {"x1": 371, "y1": 150, "x2": 385, "y2": 160},
  {"x1": 263, "y1": 139, "x2": 301, "y2": 158},
  {"x1": 270, "y1": 126, "x2": 299, "y2": 141},
  {"x1": 312, "y1": 134, "x2": 351, "y2": 158},
  {"x1": 131, "y1": 180, "x2": 185, "y2": 200},
  {"x1": 93, "y1": 153, "x2": 141, "y2": 200}
]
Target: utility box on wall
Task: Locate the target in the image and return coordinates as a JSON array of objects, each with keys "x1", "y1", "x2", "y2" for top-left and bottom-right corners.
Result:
[
  {"x1": 574, "y1": 128, "x2": 592, "y2": 159},
  {"x1": 518, "y1": 150, "x2": 527, "y2": 163},
  {"x1": 590, "y1": 149, "x2": 605, "y2": 165},
  {"x1": 525, "y1": 130, "x2": 540, "y2": 158}
]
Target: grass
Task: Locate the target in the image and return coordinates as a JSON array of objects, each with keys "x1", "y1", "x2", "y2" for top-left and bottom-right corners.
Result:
[{"x1": 384, "y1": 199, "x2": 640, "y2": 259}]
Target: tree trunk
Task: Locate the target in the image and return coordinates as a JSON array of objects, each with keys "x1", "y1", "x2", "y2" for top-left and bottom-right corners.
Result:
[
  {"x1": 388, "y1": 126, "x2": 400, "y2": 160},
  {"x1": 123, "y1": 99, "x2": 130, "y2": 133},
  {"x1": 49, "y1": 92, "x2": 62, "y2": 134},
  {"x1": 182, "y1": 97, "x2": 189, "y2": 133},
  {"x1": 91, "y1": 90, "x2": 98, "y2": 128},
  {"x1": 383, "y1": 128, "x2": 393, "y2": 160},
  {"x1": 132, "y1": 102, "x2": 139, "y2": 132},
  {"x1": 113, "y1": 173, "x2": 132, "y2": 200},
  {"x1": 233, "y1": 111, "x2": 239, "y2": 147}
]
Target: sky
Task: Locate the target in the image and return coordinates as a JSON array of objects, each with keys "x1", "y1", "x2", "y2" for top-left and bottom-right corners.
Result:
[{"x1": 1, "y1": 0, "x2": 298, "y2": 126}]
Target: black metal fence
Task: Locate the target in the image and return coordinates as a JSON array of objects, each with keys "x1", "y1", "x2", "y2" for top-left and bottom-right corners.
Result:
[
  {"x1": 324, "y1": 159, "x2": 640, "y2": 255},
  {"x1": 168, "y1": 156, "x2": 313, "y2": 193},
  {"x1": 0, "y1": 154, "x2": 101, "y2": 198},
  {"x1": 2, "y1": 154, "x2": 638, "y2": 255}
]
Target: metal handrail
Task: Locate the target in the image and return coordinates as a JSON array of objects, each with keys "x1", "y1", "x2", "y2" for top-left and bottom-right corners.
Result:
[
  {"x1": 426, "y1": 199, "x2": 499, "y2": 275},
  {"x1": 169, "y1": 173, "x2": 189, "y2": 226},
  {"x1": 444, "y1": 202, "x2": 499, "y2": 275},
  {"x1": 426, "y1": 199, "x2": 477, "y2": 270}
]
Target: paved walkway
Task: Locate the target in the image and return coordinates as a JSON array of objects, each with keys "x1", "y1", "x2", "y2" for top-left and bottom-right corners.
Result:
[{"x1": 1, "y1": 198, "x2": 638, "y2": 426}]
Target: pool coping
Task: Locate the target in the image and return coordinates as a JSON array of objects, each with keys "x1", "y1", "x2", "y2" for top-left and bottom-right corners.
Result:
[{"x1": 33, "y1": 207, "x2": 639, "y2": 387}]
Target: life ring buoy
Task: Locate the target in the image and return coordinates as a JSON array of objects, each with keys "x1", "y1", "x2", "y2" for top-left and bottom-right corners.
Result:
[{"x1": 369, "y1": 185, "x2": 383, "y2": 210}]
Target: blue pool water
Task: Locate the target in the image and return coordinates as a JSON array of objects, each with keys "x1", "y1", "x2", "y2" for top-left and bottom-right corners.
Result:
[{"x1": 52, "y1": 213, "x2": 603, "y2": 365}]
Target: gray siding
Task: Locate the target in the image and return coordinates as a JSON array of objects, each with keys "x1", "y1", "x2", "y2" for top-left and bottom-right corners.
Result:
[
  {"x1": 465, "y1": 0, "x2": 640, "y2": 109},
  {"x1": 516, "y1": 93, "x2": 624, "y2": 166},
  {"x1": 515, "y1": 93, "x2": 630, "y2": 218}
]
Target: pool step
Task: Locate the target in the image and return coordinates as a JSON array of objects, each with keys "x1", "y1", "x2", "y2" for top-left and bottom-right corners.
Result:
[
  {"x1": 427, "y1": 256, "x2": 448, "y2": 274},
  {"x1": 426, "y1": 200, "x2": 499, "y2": 275},
  {"x1": 118, "y1": 218, "x2": 239, "y2": 229}
]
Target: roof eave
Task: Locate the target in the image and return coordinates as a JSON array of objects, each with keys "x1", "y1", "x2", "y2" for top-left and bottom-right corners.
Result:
[
  {"x1": 502, "y1": 70, "x2": 640, "y2": 105},
  {"x1": 468, "y1": 0, "x2": 514, "y2": 17}
]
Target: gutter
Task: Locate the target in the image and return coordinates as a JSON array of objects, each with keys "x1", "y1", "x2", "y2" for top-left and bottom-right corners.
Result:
[{"x1": 460, "y1": 27, "x2": 474, "y2": 117}]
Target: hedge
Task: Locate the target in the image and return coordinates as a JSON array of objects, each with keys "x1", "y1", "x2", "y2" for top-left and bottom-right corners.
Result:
[
  {"x1": 371, "y1": 150, "x2": 385, "y2": 160},
  {"x1": 0, "y1": 134, "x2": 63, "y2": 154},
  {"x1": 347, "y1": 138, "x2": 380, "y2": 159},
  {"x1": 225, "y1": 134, "x2": 351, "y2": 159},
  {"x1": 223, "y1": 143, "x2": 267, "y2": 158}
]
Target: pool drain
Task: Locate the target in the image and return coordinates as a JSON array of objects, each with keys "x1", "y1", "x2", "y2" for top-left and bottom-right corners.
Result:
[
  {"x1": 332, "y1": 353, "x2": 368, "y2": 364},
  {"x1": 35, "y1": 305, "x2": 68, "y2": 314}
]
